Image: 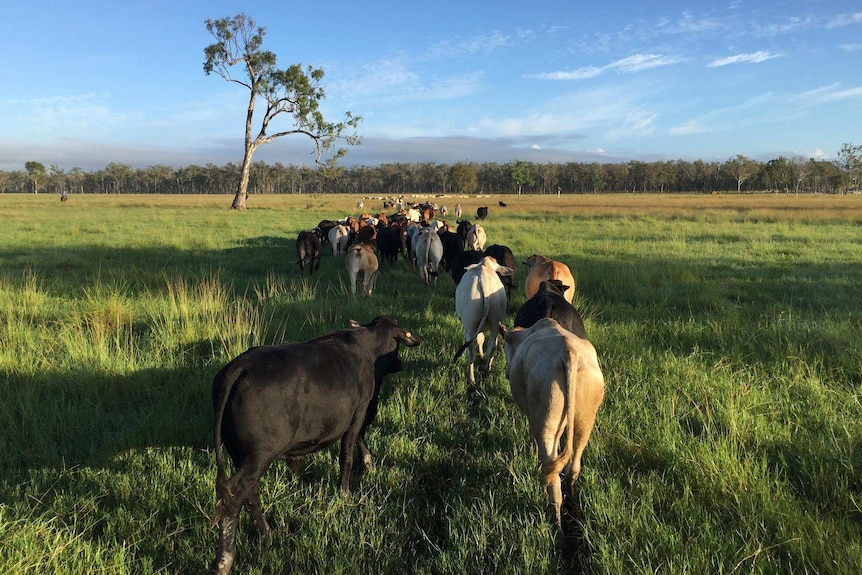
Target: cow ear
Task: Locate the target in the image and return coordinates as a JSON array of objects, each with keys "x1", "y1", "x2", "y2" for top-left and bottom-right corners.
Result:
[
  {"x1": 348, "y1": 319, "x2": 361, "y2": 328},
  {"x1": 497, "y1": 266, "x2": 515, "y2": 277}
]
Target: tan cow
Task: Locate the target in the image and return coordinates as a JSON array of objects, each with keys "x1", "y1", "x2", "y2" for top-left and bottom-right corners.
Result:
[
  {"x1": 465, "y1": 224, "x2": 487, "y2": 251},
  {"x1": 346, "y1": 244, "x2": 379, "y2": 297},
  {"x1": 523, "y1": 255, "x2": 576, "y2": 303},
  {"x1": 499, "y1": 317, "x2": 604, "y2": 530}
]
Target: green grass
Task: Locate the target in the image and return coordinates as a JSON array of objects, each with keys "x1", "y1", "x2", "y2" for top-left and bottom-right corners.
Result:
[{"x1": 1, "y1": 193, "x2": 861, "y2": 574}]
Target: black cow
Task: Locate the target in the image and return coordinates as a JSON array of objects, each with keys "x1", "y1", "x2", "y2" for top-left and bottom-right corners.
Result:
[
  {"x1": 514, "y1": 279, "x2": 586, "y2": 338},
  {"x1": 498, "y1": 200, "x2": 507, "y2": 207},
  {"x1": 295, "y1": 230, "x2": 322, "y2": 274},
  {"x1": 315, "y1": 220, "x2": 338, "y2": 245},
  {"x1": 476, "y1": 206, "x2": 488, "y2": 220},
  {"x1": 375, "y1": 224, "x2": 401, "y2": 264},
  {"x1": 438, "y1": 229, "x2": 464, "y2": 272},
  {"x1": 484, "y1": 244, "x2": 516, "y2": 301},
  {"x1": 455, "y1": 220, "x2": 473, "y2": 245},
  {"x1": 450, "y1": 249, "x2": 485, "y2": 285},
  {"x1": 209, "y1": 316, "x2": 422, "y2": 575}
]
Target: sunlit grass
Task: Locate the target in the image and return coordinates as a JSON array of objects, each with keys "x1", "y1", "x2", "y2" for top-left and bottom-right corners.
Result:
[{"x1": 1, "y1": 193, "x2": 861, "y2": 574}]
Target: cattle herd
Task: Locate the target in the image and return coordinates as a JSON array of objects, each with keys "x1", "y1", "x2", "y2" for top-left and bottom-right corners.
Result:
[{"x1": 209, "y1": 199, "x2": 605, "y2": 575}]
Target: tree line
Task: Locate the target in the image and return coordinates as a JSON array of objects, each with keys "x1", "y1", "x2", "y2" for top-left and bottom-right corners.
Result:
[{"x1": 4, "y1": 144, "x2": 861, "y2": 197}]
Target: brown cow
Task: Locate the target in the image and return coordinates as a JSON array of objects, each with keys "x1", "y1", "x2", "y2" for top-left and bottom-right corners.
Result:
[
  {"x1": 346, "y1": 244, "x2": 379, "y2": 297},
  {"x1": 499, "y1": 318, "x2": 604, "y2": 530},
  {"x1": 523, "y1": 255, "x2": 576, "y2": 303}
]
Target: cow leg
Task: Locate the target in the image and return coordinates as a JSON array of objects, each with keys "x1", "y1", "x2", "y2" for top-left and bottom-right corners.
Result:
[
  {"x1": 337, "y1": 422, "x2": 364, "y2": 493},
  {"x1": 244, "y1": 487, "x2": 272, "y2": 537},
  {"x1": 482, "y1": 328, "x2": 498, "y2": 374},
  {"x1": 365, "y1": 270, "x2": 377, "y2": 297},
  {"x1": 355, "y1": 436, "x2": 373, "y2": 472},
  {"x1": 537, "y1": 443, "x2": 564, "y2": 530},
  {"x1": 210, "y1": 467, "x2": 257, "y2": 575},
  {"x1": 464, "y1": 342, "x2": 476, "y2": 385},
  {"x1": 210, "y1": 511, "x2": 239, "y2": 575}
]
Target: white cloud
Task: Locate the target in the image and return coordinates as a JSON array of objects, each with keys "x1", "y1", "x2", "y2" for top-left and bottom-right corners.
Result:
[
  {"x1": 841, "y1": 43, "x2": 862, "y2": 52},
  {"x1": 791, "y1": 83, "x2": 862, "y2": 105},
  {"x1": 426, "y1": 31, "x2": 510, "y2": 59},
  {"x1": 533, "y1": 67, "x2": 603, "y2": 80},
  {"x1": 610, "y1": 53, "x2": 686, "y2": 73},
  {"x1": 667, "y1": 11, "x2": 724, "y2": 34},
  {"x1": 826, "y1": 12, "x2": 862, "y2": 28},
  {"x1": 708, "y1": 51, "x2": 779, "y2": 67},
  {"x1": 756, "y1": 16, "x2": 812, "y2": 36},
  {"x1": 533, "y1": 53, "x2": 683, "y2": 81},
  {"x1": 669, "y1": 121, "x2": 711, "y2": 136}
]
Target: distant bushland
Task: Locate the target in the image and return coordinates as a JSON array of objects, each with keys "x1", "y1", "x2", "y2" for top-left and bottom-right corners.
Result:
[{"x1": 1, "y1": 151, "x2": 856, "y2": 197}]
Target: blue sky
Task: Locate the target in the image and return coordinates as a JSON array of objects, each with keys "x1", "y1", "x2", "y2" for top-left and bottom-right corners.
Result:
[{"x1": 1, "y1": 1, "x2": 860, "y2": 171}]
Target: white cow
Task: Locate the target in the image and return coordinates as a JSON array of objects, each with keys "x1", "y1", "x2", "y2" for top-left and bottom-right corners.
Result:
[
  {"x1": 345, "y1": 244, "x2": 378, "y2": 297},
  {"x1": 499, "y1": 318, "x2": 605, "y2": 530},
  {"x1": 465, "y1": 224, "x2": 487, "y2": 251},
  {"x1": 454, "y1": 204, "x2": 462, "y2": 219},
  {"x1": 328, "y1": 224, "x2": 350, "y2": 256},
  {"x1": 454, "y1": 256, "x2": 514, "y2": 385},
  {"x1": 412, "y1": 228, "x2": 443, "y2": 286}
]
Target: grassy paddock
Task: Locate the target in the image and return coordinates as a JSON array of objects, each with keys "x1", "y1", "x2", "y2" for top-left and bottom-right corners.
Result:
[{"x1": 1, "y1": 192, "x2": 861, "y2": 574}]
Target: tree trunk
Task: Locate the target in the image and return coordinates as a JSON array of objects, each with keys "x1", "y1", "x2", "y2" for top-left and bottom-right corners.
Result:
[{"x1": 232, "y1": 144, "x2": 256, "y2": 209}]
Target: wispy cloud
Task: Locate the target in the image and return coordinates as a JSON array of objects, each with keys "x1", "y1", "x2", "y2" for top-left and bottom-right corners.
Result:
[
  {"x1": 791, "y1": 84, "x2": 862, "y2": 104},
  {"x1": 841, "y1": 43, "x2": 862, "y2": 52},
  {"x1": 533, "y1": 53, "x2": 684, "y2": 81},
  {"x1": 665, "y1": 11, "x2": 725, "y2": 34},
  {"x1": 425, "y1": 31, "x2": 510, "y2": 59},
  {"x1": 708, "y1": 51, "x2": 779, "y2": 67},
  {"x1": 669, "y1": 121, "x2": 715, "y2": 136},
  {"x1": 755, "y1": 16, "x2": 812, "y2": 35},
  {"x1": 826, "y1": 12, "x2": 862, "y2": 28},
  {"x1": 331, "y1": 56, "x2": 484, "y2": 106},
  {"x1": 669, "y1": 93, "x2": 773, "y2": 136}
]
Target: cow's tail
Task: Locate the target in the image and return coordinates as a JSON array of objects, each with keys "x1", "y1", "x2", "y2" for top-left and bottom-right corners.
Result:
[
  {"x1": 542, "y1": 346, "x2": 577, "y2": 481},
  {"x1": 453, "y1": 272, "x2": 491, "y2": 360},
  {"x1": 210, "y1": 362, "x2": 245, "y2": 527}
]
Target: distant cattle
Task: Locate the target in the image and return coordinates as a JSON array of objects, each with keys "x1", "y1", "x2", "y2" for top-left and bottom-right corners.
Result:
[
  {"x1": 413, "y1": 228, "x2": 443, "y2": 286},
  {"x1": 514, "y1": 279, "x2": 586, "y2": 338},
  {"x1": 484, "y1": 244, "x2": 516, "y2": 301},
  {"x1": 454, "y1": 256, "x2": 514, "y2": 385},
  {"x1": 465, "y1": 224, "x2": 487, "y2": 252},
  {"x1": 476, "y1": 206, "x2": 489, "y2": 220},
  {"x1": 346, "y1": 244, "x2": 379, "y2": 297},
  {"x1": 295, "y1": 230, "x2": 322, "y2": 274},
  {"x1": 499, "y1": 318, "x2": 604, "y2": 531},
  {"x1": 454, "y1": 204, "x2": 463, "y2": 219},
  {"x1": 498, "y1": 201, "x2": 507, "y2": 207},
  {"x1": 209, "y1": 317, "x2": 421, "y2": 575},
  {"x1": 450, "y1": 249, "x2": 485, "y2": 286},
  {"x1": 524, "y1": 255, "x2": 576, "y2": 304},
  {"x1": 328, "y1": 224, "x2": 350, "y2": 256},
  {"x1": 356, "y1": 200, "x2": 364, "y2": 209}
]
